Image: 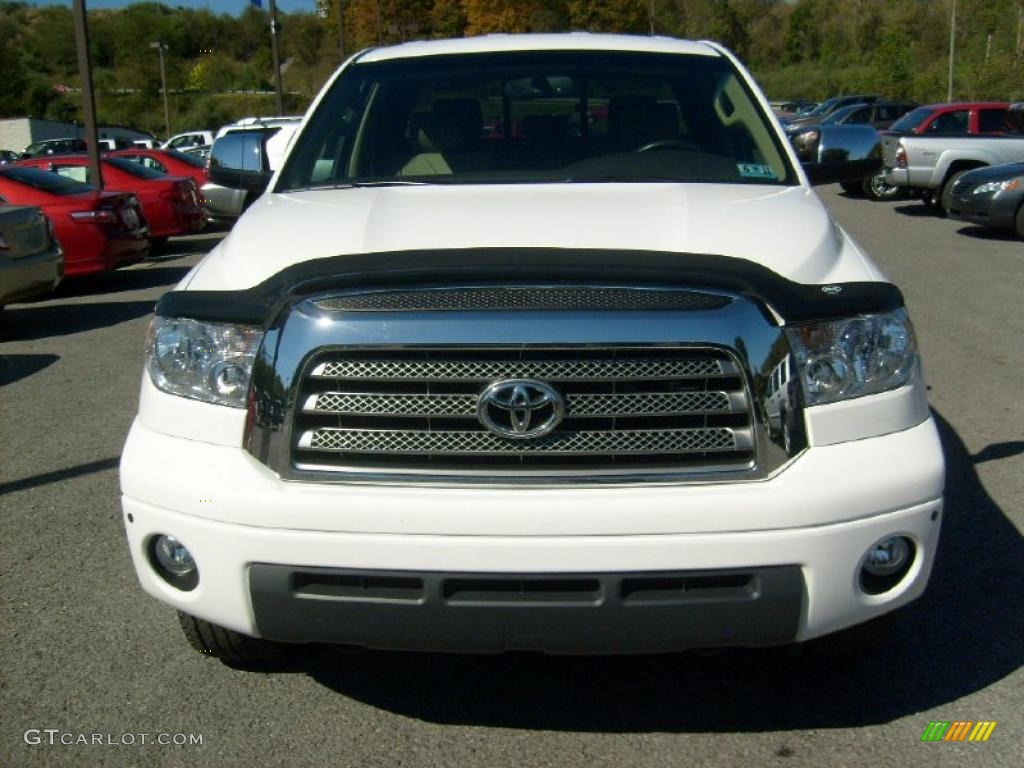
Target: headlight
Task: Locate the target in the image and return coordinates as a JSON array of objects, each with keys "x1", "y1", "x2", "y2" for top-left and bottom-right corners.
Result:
[
  {"x1": 790, "y1": 129, "x2": 820, "y2": 160},
  {"x1": 146, "y1": 316, "x2": 263, "y2": 407},
  {"x1": 972, "y1": 178, "x2": 1021, "y2": 195},
  {"x1": 785, "y1": 309, "x2": 917, "y2": 406}
]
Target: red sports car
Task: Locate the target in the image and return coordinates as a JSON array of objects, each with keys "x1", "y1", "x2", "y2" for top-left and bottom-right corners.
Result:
[
  {"x1": 0, "y1": 165, "x2": 150, "y2": 277},
  {"x1": 16, "y1": 155, "x2": 205, "y2": 245},
  {"x1": 105, "y1": 148, "x2": 208, "y2": 190}
]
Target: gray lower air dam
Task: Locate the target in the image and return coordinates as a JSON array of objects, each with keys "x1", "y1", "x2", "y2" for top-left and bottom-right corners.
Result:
[{"x1": 249, "y1": 565, "x2": 803, "y2": 653}]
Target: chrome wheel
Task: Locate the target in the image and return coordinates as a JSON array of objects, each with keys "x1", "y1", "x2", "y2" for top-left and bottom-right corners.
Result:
[{"x1": 864, "y1": 172, "x2": 903, "y2": 201}]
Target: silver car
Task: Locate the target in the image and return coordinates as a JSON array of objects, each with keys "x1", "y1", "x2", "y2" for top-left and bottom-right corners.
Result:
[{"x1": 0, "y1": 205, "x2": 63, "y2": 308}]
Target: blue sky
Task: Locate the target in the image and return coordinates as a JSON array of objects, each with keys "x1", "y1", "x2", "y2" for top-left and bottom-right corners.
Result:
[{"x1": 24, "y1": 1, "x2": 320, "y2": 15}]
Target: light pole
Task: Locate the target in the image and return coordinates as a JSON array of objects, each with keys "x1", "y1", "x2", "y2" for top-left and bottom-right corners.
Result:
[
  {"x1": 149, "y1": 42, "x2": 170, "y2": 140},
  {"x1": 947, "y1": 0, "x2": 957, "y2": 102},
  {"x1": 72, "y1": 0, "x2": 102, "y2": 189},
  {"x1": 268, "y1": 0, "x2": 284, "y2": 114}
]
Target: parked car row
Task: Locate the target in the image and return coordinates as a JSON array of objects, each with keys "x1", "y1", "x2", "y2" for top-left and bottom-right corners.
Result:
[
  {"x1": 778, "y1": 93, "x2": 1024, "y2": 237},
  {"x1": 16, "y1": 155, "x2": 205, "y2": 245},
  {"x1": 0, "y1": 147, "x2": 213, "y2": 306},
  {"x1": 879, "y1": 101, "x2": 1024, "y2": 238},
  {"x1": 786, "y1": 96, "x2": 1024, "y2": 239}
]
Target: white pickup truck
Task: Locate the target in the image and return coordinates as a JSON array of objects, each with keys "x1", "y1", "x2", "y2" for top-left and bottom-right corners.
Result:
[
  {"x1": 882, "y1": 121, "x2": 1024, "y2": 212},
  {"x1": 120, "y1": 34, "x2": 944, "y2": 664}
]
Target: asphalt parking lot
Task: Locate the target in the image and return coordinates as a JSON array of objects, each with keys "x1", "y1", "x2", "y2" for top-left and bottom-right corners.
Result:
[{"x1": 1, "y1": 187, "x2": 1021, "y2": 768}]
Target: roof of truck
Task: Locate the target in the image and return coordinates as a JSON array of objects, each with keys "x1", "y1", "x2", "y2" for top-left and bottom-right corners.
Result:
[
  {"x1": 358, "y1": 33, "x2": 720, "y2": 63},
  {"x1": 918, "y1": 101, "x2": 1010, "y2": 111}
]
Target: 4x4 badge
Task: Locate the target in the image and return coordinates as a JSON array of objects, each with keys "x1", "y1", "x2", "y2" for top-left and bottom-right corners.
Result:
[{"x1": 477, "y1": 379, "x2": 564, "y2": 440}]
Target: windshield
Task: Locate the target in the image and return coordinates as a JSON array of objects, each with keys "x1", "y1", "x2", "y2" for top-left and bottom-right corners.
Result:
[
  {"x1": 166, "y1": 149, "x2": 207, "y2": 168},
  {"x1": 106, "y1": 157, "x2": 166, "y2": 179},
  {"x1": 279, "y1": 51, "x2": 796, "y2": 190},
  {"x1": 0, "y1": 166, "x2": 94, "y2": 195},
  {"x1": 889, "y1": 107, "x2": 934, "y2": 133},
  {"x1": 822, "y1": 104, "x2": 862, "y2": 124},
  {"x1": 802, "y1": 98, "x2": 839, "y2": 118}
]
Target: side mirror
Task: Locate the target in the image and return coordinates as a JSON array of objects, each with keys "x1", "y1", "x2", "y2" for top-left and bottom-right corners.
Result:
[
  {"x1": 208, "y1": 132, "x2": 272, "y2": 194},
  {"x1": 800, "y1": 124, "x2": 883, "y2": 187}
]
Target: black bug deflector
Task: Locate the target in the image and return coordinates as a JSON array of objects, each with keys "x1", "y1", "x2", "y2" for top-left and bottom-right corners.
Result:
[{"x1": 155, "y1": 248, "x2": 904, "y2": 327}]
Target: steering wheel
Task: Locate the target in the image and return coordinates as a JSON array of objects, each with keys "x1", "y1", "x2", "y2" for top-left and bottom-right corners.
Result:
[{"x1": 635, "y1": 139, "x2": 700, "y2": 153}]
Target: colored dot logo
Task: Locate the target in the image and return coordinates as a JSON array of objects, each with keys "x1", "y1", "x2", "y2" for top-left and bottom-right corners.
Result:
[{"x1": 921, "y1": 721, "x2": 997, "y2": 742}]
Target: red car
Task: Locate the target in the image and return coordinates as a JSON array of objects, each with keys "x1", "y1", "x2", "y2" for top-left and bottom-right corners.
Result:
[
  {"x1": 16, "y1": 155, "x2": 205, "y2": 245},
  {"x1": 105, "y1": 148, "x2": 208, "y2": 190},
  {"x1": 0, "y1": 165, "x2": 149, "y2": 277}
]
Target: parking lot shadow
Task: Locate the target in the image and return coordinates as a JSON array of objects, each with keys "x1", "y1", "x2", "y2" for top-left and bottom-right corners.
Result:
[
  {"x1": 293, "y1": 409, "x2": 1022, "y2": 732},
  {"x1": 893, "y1": 202, "x2": 940, "y2": 218},
  {"x1": 0, "y1": 301, "x2": 154, "y2": 342},
  {"x1": 0, "y1": 353, "x2": 59, "y2": 386},
  {"x1": 46, "y1": 264, "x2": 192, "y2": 299},
  {"x1": 955, "y1": 225, "x2": 1021, "y2": 243}
]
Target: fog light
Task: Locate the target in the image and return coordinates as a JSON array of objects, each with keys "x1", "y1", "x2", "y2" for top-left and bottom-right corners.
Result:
[
  {"x1": 860, "y1": 536, "x2": 914, "y2": 595},
  {"x1": 864, "y1": 537, "x2": 909, "y2": 575},
  {"x1": 150, "y1": 534, "x2": 199, "y2": 591}
]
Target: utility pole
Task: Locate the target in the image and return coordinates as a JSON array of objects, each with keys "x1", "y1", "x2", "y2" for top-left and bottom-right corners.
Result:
[
  {"x1": 337, "y1": 0, "x2": 345, "y2": 57},
  {"x1": 1017, "y1": 4, "x2": 1022, "y2": 58},
  {"x1": 375, "y1": 0, "x2": 383, "y2": 45},
  {"x1": 947, "y1": 0, "x2": 957, "y2": 102},
  {"x1": 149, "y1": 42, "x2": 170, "y2": 140},
  {"x1": 268, "y1": 0, "x2": 284, "y2": 114},
  {"x1": 72, "y1": 0, "x2": 102, "y2": 189},
  {"x1": 648, "y1": 0, "x2": 656, "y2": 36}
]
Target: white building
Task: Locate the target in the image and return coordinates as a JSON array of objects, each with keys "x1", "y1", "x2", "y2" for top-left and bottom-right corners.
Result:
[{"x1": 0, "y1": 117, "x2": 155, "y2": 153}]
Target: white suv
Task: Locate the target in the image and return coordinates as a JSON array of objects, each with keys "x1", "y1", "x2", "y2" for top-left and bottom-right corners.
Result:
[{"x1": 121, "y1": 34, "x2": 944, "y2": 664}]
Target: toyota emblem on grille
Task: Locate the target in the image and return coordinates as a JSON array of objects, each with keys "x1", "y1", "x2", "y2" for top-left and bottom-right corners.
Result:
[{"x1": 477, "y1": 379, "x2": 564, "y2": 440}]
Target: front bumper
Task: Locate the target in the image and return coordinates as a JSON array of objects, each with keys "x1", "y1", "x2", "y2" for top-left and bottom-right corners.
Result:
[
  {"x1": 121, "y1": 417, "x2": 945, "y2": 652},
  {"x1": 948, "y1": 191, "x2": 1019, "y2": 230},
  {"x1": 250, "y1": 564, "x2": 805, "y2": 653}
]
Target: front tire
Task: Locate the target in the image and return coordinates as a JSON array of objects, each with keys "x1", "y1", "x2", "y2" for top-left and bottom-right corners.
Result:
[
  {"x1": 177, "y1": 611, "x2": 282, "y2": 665},
  {"x1": 940, "y1": 169, "x2": 973, "y2": 215},
  {"x1": 839, "y1": 181, "x2": 864, "y2": 197},
  {"x1": 1015, "y1": 202, "x2": 1024, "y2": 240}
]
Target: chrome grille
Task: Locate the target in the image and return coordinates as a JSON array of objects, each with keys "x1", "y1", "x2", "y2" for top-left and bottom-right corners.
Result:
[
  {"x1": 301, "y1": 428, "x2": 742, "y2": 454},
  {"x1": 291, "y1": 347, "x2": 755, "y2": 477},
  {"x1": 312, "y1": 357, "x2": 730, "y2": 381},
  {"x1": 304, "y1": 391, "x2": 738, "y2": 417}
]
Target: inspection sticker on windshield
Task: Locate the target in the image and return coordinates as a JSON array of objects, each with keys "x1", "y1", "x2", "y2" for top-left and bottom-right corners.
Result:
[{"x1": 737, "y1": 163, "x2": 776, "y2": 179}]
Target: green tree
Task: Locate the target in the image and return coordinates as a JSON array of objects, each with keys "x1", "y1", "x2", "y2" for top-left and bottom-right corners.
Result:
[
  {"x1": 566, "y1": 0, "x2": 648, "y2": 33},
  {"x1": 431, "y1": 0, "x2": 467, "y2": 38},
  {"x1": 464, "y1": 0, "x2": 566, "y2": 35}
]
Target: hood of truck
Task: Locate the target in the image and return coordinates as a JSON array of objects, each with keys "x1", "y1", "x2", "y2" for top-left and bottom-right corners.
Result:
[{"x1": 185, "y1": 183, "x2": 883, "y2": 290}]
